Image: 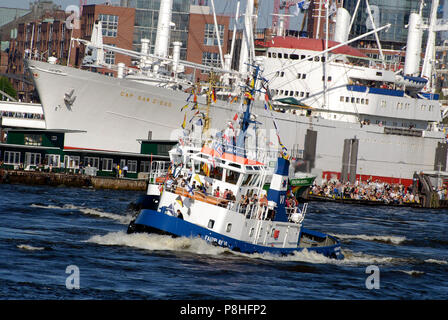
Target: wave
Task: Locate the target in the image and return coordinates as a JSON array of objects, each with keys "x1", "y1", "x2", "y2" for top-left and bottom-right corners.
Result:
[
  {"x1": 17, "y1": 244, "x2": 45, "y2": 251},
  {"x1": 30, "y1": 203, "x2": 134, "y2": 225},
  {"x1": 86, "y1": 232, "x2": 410, "y2": 267},
  {"x1": 86, "y1": 231, "x2": 229, "y2": 256},
  {"x1": 424, "y1": 258, "x2": 448, "y2": 265},
  {"x1": 397, "y1": 270, "x2": 425, "y2": 277},
  {"x1": 333, "y1": 233, "x2": 407, "y2": 245}
]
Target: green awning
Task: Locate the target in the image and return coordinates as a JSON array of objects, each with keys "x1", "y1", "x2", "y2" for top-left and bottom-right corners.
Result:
[{"x1": 274, "y1": 97, "x2": 311, "y2": 108}]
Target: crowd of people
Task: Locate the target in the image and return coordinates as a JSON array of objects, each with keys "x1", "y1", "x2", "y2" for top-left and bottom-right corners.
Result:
[{"x1": 310, "y1": 179, "x2": 421, "y2": 205}]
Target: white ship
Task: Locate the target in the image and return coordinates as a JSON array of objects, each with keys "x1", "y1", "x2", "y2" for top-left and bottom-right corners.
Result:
[{"x1": 25, "y1": 0, "x2": 447, "y2": 186}]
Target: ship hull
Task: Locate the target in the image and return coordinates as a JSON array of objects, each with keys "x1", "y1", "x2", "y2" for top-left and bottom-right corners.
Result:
[
  {"x1": 129, "y1": 209, "x2": 343, "y2": 259},
  {"x1": 27, "y1": 60, "x2": 446, "y2": 184}
]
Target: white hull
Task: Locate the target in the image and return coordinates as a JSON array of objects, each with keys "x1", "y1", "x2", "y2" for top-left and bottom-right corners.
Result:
[{"x1": 27, "y1": 59, "x2": 445, "y2": 183}]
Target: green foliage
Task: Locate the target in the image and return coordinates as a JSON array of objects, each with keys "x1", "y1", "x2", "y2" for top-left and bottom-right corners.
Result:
[{"x1": 0, "y1": 76, "x2": 17, "y2": 100}]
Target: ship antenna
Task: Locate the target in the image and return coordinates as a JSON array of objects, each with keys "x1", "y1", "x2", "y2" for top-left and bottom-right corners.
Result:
[{"x1": 235, "y1": 64, "x2": 260, "y2": 158}]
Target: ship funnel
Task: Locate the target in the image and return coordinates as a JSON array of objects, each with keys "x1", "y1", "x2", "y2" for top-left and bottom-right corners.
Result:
[
  {"x1": 404, "y1": 12, "x2": 423, "y2": 76},
  {"x1": 172, "y1": 41, "x2": 182, "y2": 75},
  {"x1": 267, "y1": 157, "x2": 290, "y2": 222},
  {"x1": 117, "y1": 62, "x2": 125, "y2": 79},
  {"x1": 154, "y1": 0, "x2": 174, "y2": 58},
  {"x1": 333, "y1": 8, "x2": 351, "y2": 43}
]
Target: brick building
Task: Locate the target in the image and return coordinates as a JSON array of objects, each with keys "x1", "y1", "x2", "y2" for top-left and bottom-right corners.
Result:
[
  {"x1": 3, "y1": 2, "x2": 135, "y2": 102},
  {"x1": 185, "y1": 4, "x2": 230, "y2": 82}
]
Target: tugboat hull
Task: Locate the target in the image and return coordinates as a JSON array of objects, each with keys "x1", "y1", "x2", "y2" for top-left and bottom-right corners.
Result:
[{"x1": 129, "y1": 209, "x2": 344, "y2": 259}]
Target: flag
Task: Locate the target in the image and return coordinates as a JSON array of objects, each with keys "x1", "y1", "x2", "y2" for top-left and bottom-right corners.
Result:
[
  {"x1": 191, "y1": 102, "x2": 198, "y2": 110},
  {"x1": 186, "y1": 181, "x2": 194, "y2": 196},
  {"x1": 202, "y1": 163, "x2": 210, "y2": 177},
  {"x1": 175, "y1": 195, "x2": 183, "y2": 207},
  {"x1": 233, "y1": 113, "x2": 238, "y2": 121},
  {"x1": 166, "y1": 204, "x2": 175, "y2": 215},
  {"x1": 194, "y1": 174, "x2": 204, "y2": 186},
  {"x1": 244, "y1": 91, "x2": 254, "y2": 100},
  {"x1": 212, "y1": 140, "x2": 223, "y2": 156},
  {"x1": 181, "y1": 112, "x2": 186, "y2": 129},
  {"x1": 211, "y1": 89, "x2": 217, "y2": 103},
  {"x1": 180, "y1": 104, "x2": 189, "y2": 111},
  {"x1": 230, "y1": 96, "x2": 238, "y2": 104}
]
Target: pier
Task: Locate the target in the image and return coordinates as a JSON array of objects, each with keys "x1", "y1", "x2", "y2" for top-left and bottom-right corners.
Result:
[
  {"x1": 302, "y1": 171, "x2": 448, "y2": 209},
  {"x1": 0, "y1": 169, "x2": 147, "y2": 191}
]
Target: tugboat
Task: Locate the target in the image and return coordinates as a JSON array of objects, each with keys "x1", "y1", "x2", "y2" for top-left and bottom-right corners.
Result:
[{"x1": 128, "y1": 66, "x2": 343, "y2": 259}]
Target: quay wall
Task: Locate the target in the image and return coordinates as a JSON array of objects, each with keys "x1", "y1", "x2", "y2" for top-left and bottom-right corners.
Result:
[{"x1": 0, "y1": 170, "x2": 147, "y2": 191}]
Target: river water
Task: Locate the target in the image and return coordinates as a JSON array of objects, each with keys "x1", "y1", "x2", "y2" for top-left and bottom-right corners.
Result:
[{"x1": 1, "y1": 183, "x2": 447, "y2": 300}]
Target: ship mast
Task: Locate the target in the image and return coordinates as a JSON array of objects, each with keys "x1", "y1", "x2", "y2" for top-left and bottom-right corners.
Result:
[{"x1": 421, "y1": 0, "x2": 439, "y2": 93}]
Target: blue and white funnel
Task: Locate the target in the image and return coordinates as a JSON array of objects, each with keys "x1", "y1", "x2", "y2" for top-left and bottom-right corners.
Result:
[{"x1": 267, "y1": 157, "x2": 290, "y2": 222}]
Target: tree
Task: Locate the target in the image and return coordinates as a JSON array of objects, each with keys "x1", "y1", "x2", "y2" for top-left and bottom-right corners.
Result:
[{"x1": 0, "y1": 76, "x2": 17, "y2": 101}]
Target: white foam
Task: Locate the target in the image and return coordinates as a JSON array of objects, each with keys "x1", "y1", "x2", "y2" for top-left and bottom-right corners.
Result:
[
  {"x1": 30, "y1": 203, "x2": 133, "y2": 225},
  {"x1": 85, "y1": 232, "x2": 407, "y2": 266},
  {"x1": 398, "y1": 270, "x2": 425, "y2": 276},
  {"x1": 334, "y1": 233, "x2": 407, "y2": 245},
  {"x1": 424, "y1": 258, "x2": 448, "y2": 265},
  {"x1": 17, "y1": 244, "x2": 45, "y2": 251},
  {"x1": 86, "y1": 231, "x2": 228, "y2": 256}
]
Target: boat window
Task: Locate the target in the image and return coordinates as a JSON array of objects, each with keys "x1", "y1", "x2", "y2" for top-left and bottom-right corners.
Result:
[
  {"x1": 225, "y1": 169, "x2": 240, "y2": 184},
  {"x1": 314, "y1": 56, "x2": 320, "y2": 62},
  {"x1": 278, "y1": 53, "x2": 282, "y2": 58},
  {"x1": 249, "y1": 174, "x2": 260, "y2": 187},
  {"x1": 321, "y1": 56, "x2": 326, "y2": 63},
  {"x1": 290, "y1": 54, "x2": 299, "y2": 60},
  {"x1": 226, "y1": 223, "x2": 232, "y2": 232},
  {"x1": 208, "y1": 219, "x2": 215, "y2": 229},
  {"x1": 242, "y1": 174, "x2": 253, "y2": 186},
  {"x1": 272, "y1": 52, "x2": 277, "y2": 58},
  {"x1": 301, "y1": 55, "x2": 305, "y2": 60},
  {"x1": 209, "y1": 165, "x2": 223, "y2": 181},
  {"x1": 284, "y1": 53, "x2": 288, "y2": 59},
  {"x1": 268, "y1": 52, "x2": 271, "y2": 58}
]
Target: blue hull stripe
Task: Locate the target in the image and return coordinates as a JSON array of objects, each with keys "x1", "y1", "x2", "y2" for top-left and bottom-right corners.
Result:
[{"x1": 135, "y1": 210, "x2": 343, "y2": 259}]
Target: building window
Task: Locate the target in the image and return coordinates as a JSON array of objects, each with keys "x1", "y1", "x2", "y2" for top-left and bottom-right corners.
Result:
[
  {"x1": 64, "y1": 155, "x2": 80, "y2": 169},
  {"x1": 203, "y1": 23, "x2": 224, "y2": 46},
  {"x1": 102, "y1": 158, "x2": 113, "y2": 171},
  {"x1": 84, "y1": 156, "x2": 99, "y2": 169},
  {"x1": 25, "y1": 152, "x2": 41, "y2": 166},
  {"x1": 24, "y1": 134, "x2": 42, "y2": 146},
  {"x1": 202, "y1": 51, "x2": 220, "y2": 69},
  {"x1": 140, "y1": 161, "x2": 151, "y2": 172},
  {"x1": 128, "y1": 160, "x2": 137, "y2": 173},
  {"x1": 45, "y1": 154, "x2": 60, "y2": 167},
  {"x1": 99, "y1": 14, "x2": 118, "y2": 37},
  {"x1": 104, "y1": 44, "x2": 116, "y2": 65},
  {"x1": 4, "y1": 151, "x2": 21, "y2": 165}
]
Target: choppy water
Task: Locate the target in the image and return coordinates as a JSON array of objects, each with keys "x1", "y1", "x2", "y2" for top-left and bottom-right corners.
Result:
[{"x1": 1, "y1": 184, "x2": 447, "y2": 300}]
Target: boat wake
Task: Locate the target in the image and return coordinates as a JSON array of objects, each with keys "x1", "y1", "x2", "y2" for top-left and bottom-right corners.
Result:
[
  {"x1": 85, "y1": 231, "x2": 414, "y2": 266},
  {"x1": 30, "y1": 203, "x2": 134, "y2": 225},
  {"x1": 333, "y1": 233, "x2": 407, "y2": 245},
  {"x1": 86, "y1": 231, "x2": 229, "y2": 256}
]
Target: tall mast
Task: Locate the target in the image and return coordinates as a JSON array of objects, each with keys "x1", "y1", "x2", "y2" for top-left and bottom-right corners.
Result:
[
  {"x1": 238, "y1": 0, "x2": 254, "y2": 76},
  {"x1": 421, "y1": 0, "x2": 439, "y2": 93}
]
